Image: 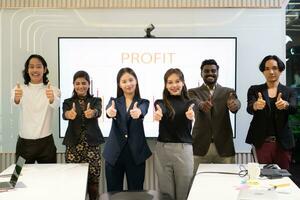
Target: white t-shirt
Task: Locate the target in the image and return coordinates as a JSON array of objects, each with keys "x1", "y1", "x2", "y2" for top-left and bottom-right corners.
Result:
[{"x1": 11, "y1": 82, "x2": 61, "y2": 139}]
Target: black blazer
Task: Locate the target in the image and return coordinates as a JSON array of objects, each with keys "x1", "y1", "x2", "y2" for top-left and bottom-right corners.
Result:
[
  {"x1": 103, "y1": 96, "x2": 152, "y2": 166},
  {"x1": 246, "y1": 83, "x2": 297, "y2": 150},
  {"x1": 62, "y1": 97, "x2": 104, "y2": 146}
]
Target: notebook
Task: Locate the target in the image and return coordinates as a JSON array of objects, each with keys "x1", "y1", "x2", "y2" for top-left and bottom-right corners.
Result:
[{"x1": 0, "y1": 156, "x2": 26, "y2": 190}]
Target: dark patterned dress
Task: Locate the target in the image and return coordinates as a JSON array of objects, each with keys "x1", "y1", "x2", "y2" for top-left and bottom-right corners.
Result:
[{"x1": 65, "y1": 97, "x2": 101, "y2": 184}]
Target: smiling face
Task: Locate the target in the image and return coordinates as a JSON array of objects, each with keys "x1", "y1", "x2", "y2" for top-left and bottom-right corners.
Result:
[
  {"x1": 27, "y1": 58, "x2": 47, "y2": 84},
  {"x1": 166, "y1": 73, "x2": 184, "y2": 96},
  {"x1": 119, "y1": 72, "x2": 137, "y2": 96},
  {"x1": 201, "y1": 64, "x2": 218, "y2": 87},
  {"x1": 74, "y1": 77, "x2": 90, "y2": 97},
  {"x1": 263, "y1": 59, "x2": 281, "y2": 84}
]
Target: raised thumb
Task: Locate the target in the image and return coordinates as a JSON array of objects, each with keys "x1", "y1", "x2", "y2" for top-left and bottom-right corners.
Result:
[
  {"x1": 258, "y1": 92, "x2": 263, "y2": 100},
  {"x1": 133, "y1": 101, "x2": 138, "y2": 109},
  {"x1": 156, "y1": 104, "x2": 162, "y2": 112},
  {"x1": 208, "y1": 95, "x2": 212, "y2": 103},
  {"x1": 111, "y1": 100, "x2": 115, "y2": 109},
  {"x1": 277, "y1": 92, "x2": 282, "y2": 101},
  {"x1": 189, "y1": 103, "x2": 195, "y2": 110}
]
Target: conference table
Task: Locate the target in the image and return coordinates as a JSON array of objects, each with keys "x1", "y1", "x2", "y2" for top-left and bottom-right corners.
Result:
[
  {"x1": 0, "y1": 163, "x2": 88, "y2": 200},
  {"x1": 188, "y1": 164, "x2": 300, "y2": 200}
]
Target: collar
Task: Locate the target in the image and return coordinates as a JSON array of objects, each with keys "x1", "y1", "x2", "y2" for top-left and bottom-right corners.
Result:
[
  {"x1": 204, "y1": 83, "x2": 217, "y2": 95},
  {"x1": 28, "y1": 82, "x2": 44, "y2": 87}
]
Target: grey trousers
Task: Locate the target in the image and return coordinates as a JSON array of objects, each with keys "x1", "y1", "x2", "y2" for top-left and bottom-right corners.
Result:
[{"x1": 154, "y1": 142, "x2": 194, "y2": 200}]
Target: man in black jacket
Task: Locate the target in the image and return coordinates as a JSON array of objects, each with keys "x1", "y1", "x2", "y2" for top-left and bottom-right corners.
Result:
[{"x1": 246, "y1": 55, "x2": 297, "y2": 169}]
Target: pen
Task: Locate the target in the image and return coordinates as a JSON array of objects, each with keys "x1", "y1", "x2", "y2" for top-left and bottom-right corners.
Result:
[{"x1": 270, "y1": 183, "x2": 290, "y2": 189}]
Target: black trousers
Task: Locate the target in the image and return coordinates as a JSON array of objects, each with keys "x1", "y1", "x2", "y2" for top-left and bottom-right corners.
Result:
[
  {"x1": 105, "y1": 144, "x2": 145, "y2": 192},
  {"x1": 16, "y1": 134, "x2": 57, "y2": 164}
]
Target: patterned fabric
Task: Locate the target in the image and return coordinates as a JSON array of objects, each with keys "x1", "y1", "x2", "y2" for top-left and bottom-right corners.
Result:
[
  {"x1": 66, "y1": 140, "x2": 101, "y2": 184},
  {"x1": 65, "y1": 97, "x2": 101, "y2": 184}
]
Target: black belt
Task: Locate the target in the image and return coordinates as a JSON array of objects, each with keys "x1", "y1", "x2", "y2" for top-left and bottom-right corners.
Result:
[{"x1": 19, "y1": 134, "x2": 53, "y2": 143}]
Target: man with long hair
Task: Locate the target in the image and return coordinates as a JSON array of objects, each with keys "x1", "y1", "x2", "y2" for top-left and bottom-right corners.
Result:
[{"x1": 11, "y1": 54, "x2": 60, "y2": 163}]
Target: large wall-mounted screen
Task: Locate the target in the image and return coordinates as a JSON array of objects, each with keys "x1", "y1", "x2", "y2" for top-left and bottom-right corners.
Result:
[{"x1": 59, "y1": 37, "x2": 237, "y2": 137}]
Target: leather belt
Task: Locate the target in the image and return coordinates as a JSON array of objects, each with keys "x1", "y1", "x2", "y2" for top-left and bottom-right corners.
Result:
[{"x1": 265, "y1": 136, "x2": 276, "y2": 143}]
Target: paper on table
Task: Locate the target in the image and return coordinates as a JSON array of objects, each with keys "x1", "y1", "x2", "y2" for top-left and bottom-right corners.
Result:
[{"x1": 237, "y1": 188, "x2": 278, "y2": 200}]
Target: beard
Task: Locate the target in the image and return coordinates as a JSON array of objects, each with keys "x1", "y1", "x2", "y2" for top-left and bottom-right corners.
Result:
[{"x1": 204, "y1": 76, "x2": 217, "y2": 85}]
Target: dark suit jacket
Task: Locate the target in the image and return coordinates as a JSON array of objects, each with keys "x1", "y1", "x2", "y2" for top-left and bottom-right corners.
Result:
[
  {"x1": 62, "y1": 96, "x2": 104, "y2": 146},
  {"x1": 246, "y1": 83, "x2": 297, "y2": 150},
  {"x1": 188, "y1": 84, "x2": 240, "y2": 157},
  {"x1": 103, "y1": 96, "x2": 152, "y2": 166}
]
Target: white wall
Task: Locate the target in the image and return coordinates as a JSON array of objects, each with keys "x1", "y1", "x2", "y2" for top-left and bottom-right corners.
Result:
[{"x1": 0, "y1": 8, "x2": 286, "y2": 153}]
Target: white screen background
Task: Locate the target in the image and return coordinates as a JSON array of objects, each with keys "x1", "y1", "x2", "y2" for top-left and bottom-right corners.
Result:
[{"x1": 59, "y1": 38, "x2": 236, "y2": 137}]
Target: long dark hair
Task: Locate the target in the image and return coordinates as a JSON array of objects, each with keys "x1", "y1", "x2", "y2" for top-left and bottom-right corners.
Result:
[
  {"x1": 23, "y1": 54, "x2": 49, "y2": 85},
  {"x1": 163, "y1": 68, "x2": 189, "y2": 119},
  {"x1": 116, "y1": 67, "x2": 140, "y2": 98},
  {"x1": 71, "y1": 70, "x2": 93, "y2": 98}
]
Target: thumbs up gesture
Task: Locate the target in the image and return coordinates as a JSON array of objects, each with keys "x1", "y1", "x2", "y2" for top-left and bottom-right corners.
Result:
[
  {"x1": 84, "y1": 103, "x2": 95, "y2": 119},
  {"x1": 130, "y1": 102, "x2": 142, "y2": 119},
  {"x1": 227, "y1": 92, "x2": 239, "y2": 112},
  {"x1": 66, "y1": 103, "x2": 77, "y2": 120},
  {"x1": 106, "y1": 100, "x2": 117, "y2": 118},
  {"x1": 199, "y1": 95, "x2": 213, "y2": 113},
  {"x1": 45, "y1": 82, "x2": 54, "y2": 104},
  {"x1": 275, "y1": 92, "x2": 289, "y2": 110},
  {"x1": 153, "y1": 104, "x2": 163, "y2": 121},
  {"x1": 14, "y1": 82, "x2": 23, "y2": 104},
  {"x1": 253, "y1": 92, "x2": 266, "y2": 110},
  {"x1": 185, "y1": 104, "x2": 195, "y2": 120}
]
